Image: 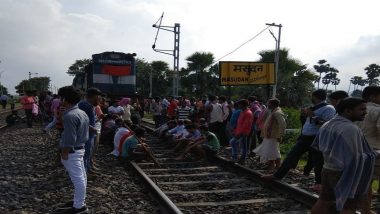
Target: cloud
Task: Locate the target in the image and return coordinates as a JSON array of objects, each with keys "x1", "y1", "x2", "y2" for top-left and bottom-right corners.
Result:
[
  {"x1": 324, "y1": 35, "x2": 380, "y2": 91},
  {"x1": 1, "y1": 0, "x2": 380, "y2": 95},
  {"x1": 0, "y1": 0, "x2": 116, "y2": 93}
]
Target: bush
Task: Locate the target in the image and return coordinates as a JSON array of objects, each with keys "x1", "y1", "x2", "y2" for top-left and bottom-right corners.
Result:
[
  {"x1": 280, "y1": 130, "x2": 300, "y2": 155},
  {"x1": 282, "y1": 107, "x2": 302, "y2": 129},
  {"x1": 280, "y1": 130, "x2": 309, "y2": 163}
]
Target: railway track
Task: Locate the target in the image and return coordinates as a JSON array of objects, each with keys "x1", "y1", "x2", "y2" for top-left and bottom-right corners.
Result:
[{"x1": 131, "y1": 120, "x2": 317, "y2": 213}]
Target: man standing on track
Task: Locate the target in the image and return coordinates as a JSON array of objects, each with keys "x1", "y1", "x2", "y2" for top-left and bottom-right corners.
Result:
[
  {"x1": 253, "y1": 98, "x2": 286, "y2": 169},
  {"x1": 311, "y1": 97, "x2": 376, "y2": 213},
  {"x1": 206, "y1": 95, "x2": 224, "y2": 145},
  {"x1": 232, "y1": 99, "x2": 253, "y2": 165},
  {"x1": 57, "y1": 86, "x2": 89, "y2": 213},
  {"x1": 166, "y1": 96, "x2": 177, "y2": 121},
  {"x1": 0, "y1": 93, "x2": 7, "y2": 109},
  {"x1": 262, "y1": 89, "x2": 336, "y2": 191},
  {"x1": 358, "y1": 86, "x2": 380, "y2": 212},
  {"x1": 20, "y1": 90, "x2": 36, "y2": 128},
  {"x1": 78, "y1": 88, "x2": 102, "y2": 174}
]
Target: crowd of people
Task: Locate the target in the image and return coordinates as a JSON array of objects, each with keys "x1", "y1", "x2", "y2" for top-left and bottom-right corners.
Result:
[{"x1": 7, "y1": 84, "x2": 380, "y2": 213}]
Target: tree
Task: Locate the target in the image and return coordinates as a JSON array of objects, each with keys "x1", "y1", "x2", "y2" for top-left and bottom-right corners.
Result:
[
  {"x1": 135, "y1": 59, "x2": 172, "y2": 97},
  {"x1": 150, "y1": 60, "x2": 171, "y2": 96},
  {"x1": 350, "y1": 76, "x2": 366, "y2": 91},
  {"x1": 313, "y1": 60, "x2": 330, "y2": 89},
  {"x1": 0, "y1": 84, "x2": 8, "y2": 95},
  {"x1": 365, "y1": 63, "x2": 380, "y2": 86},
  {"x1": 287, "y1": 65, "x2": 319, "y2": 106},
  {"x1": 15, "y1": 77, "x2": 50, "y2": 95},
  {"x1": 67, "y1": 59, "x2": 92, "y2": 76},
  {"x1": 330, "y1": 75, "x2": 341, "y2": 91},
  {"x1": 322, "y1": 67, "x2": 339, "y2": 90},
  {"x1": 257, "y1": 49, "x2": 317, "y2": 106},
  {"x1": 135, "y1": 58, "x2": 152, "y2": 97},
  {"x1": 184, "y1": 52, "x2": 215, "y2": 96},
  {"x1": 358, "y1": 78, "x2": 367, "y2": 90}
]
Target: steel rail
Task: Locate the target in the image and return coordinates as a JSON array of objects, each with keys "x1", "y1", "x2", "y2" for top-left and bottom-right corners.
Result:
[
  {"x1": 130, "y1": 121, "x2": 182, "y2": 213},
  {"x1": 129, "y1": 161, "x2": 183, "y2": 214},
  {"x1": 209, "y1": 156, "x2": 318, "y2": 207},
  {"x1": 140, "y1": 120, "x2": 318, "y2": 208}
]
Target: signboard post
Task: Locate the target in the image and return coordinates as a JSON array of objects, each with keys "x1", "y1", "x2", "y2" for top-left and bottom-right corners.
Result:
[{"x1": 219, "y1": 61, "x2": 275, "y2": 86}]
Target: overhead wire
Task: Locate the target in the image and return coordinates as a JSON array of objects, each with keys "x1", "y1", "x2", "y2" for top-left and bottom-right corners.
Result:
[{"x1": 212, "y1": 26, "x2": 271, "y2": 65}]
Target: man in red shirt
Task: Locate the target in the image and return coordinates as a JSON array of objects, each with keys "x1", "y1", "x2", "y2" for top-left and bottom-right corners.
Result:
[
  {"x1": 167, "y1": 96, "x2": 177, "y2": 120},
  {"x1": 234, "y1": 99, "x2": 253, "y2": 165},
  {"x1": 20, "y1": 90, "x2": 36, "y2": 128}
]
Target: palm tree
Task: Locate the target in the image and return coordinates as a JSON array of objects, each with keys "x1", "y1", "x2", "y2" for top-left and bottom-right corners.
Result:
[
  {"x1": 313, "y1": 59, "x2": 330, "y2": 89},
  {"x1": 186, "y1": 52, "x2": 215, "y2": 96},
  {"x1": 322, "y1": 67, "x2": 339, "y2": 90},
  {"x1": 350, "y1": 76, "x2": 365, "y2": 91},
  {"x1": 358, "y1": 78, "x2": 367, "y2": 90},
  {"x1": 322, "y1": 75, "x2": 331, "y2": 90},
  {"x1": 365, "y1": 63, "x2": 380, "y2": 85},
  {"x1": 331, "y1": 76, "x2": 340, "y2": 91},
  {"x1": 348, "y1": 78, "x2": 353, "y2": 94}
]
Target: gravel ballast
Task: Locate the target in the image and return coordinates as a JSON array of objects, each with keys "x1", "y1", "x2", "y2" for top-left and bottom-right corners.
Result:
[{"x1": 0, "y1": 123, "x2": 159, "y2": 213}]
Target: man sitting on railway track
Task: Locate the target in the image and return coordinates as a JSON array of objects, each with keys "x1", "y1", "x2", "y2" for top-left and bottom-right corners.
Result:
[
  {"x1": 311, "y1": 97, "x2": 377, "y2": 214},
  {"x1": 5, "y1": 110, "x2": 23, "y2": 125},
  {"x1": 100, "y1": 114, "x2": 119, "y2": 146},
  {"x1": 171, "y1": 123, "x2": 202, "y2": 154},
  {"x1": 108, "y1": 100, "x2": 124, "y2": 118},
  {"x1": 112, "y1": 118, "x2": 130, "y2": 157},
  {"x1": 155, "y1": 120, "x2": 177, "y2": 144},
  {"x1": 119, "y1": 127, "x2": 148, "y2": 162},
  {"x1": 174, "y1": 125, "x2": 220, "y2": 161},
  {"x1": 164, "y1": 119, "x2": 185, "y2": 142}
]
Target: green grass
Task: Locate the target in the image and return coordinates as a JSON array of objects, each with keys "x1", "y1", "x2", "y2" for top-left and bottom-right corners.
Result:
[
  {"x1": 0, "y1": 103, "x2": 21, "y2": 113},
  {"x1": 372, "y1": 180, "x2": 379, "y2": 192},
  {"x1": 143, "y1": 112, "x2": 153, "y2": 120}
]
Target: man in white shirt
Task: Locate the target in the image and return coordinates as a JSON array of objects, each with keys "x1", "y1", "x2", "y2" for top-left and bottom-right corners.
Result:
[
  {"x1": 207, "y1": 95, "x2": 223, "y2": 144},
  {"x1": 112, "y1": 119, "x2": 130, "y2": 157}
]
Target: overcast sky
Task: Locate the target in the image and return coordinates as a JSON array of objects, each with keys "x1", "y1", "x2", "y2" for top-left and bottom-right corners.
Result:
[{"x1": 0, "y1": 0, "x2": 379, "y2": 94}]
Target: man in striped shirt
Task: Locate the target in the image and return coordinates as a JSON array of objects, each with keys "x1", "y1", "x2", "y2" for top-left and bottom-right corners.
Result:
[{"x1": 176, "y1": 100, "x2": 193, "y2": 120}]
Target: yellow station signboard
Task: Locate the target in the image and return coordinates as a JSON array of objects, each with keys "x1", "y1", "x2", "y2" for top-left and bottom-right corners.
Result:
[{"x1": 219, "y1": 61, "x2": 275, "y2": 86}]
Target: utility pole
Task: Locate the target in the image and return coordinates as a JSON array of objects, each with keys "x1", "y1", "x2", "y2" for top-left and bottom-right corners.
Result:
[
  {"x1": 0, "y1": 60, "x2": 3, "y2": 95},
  {"x1": 149, "y1": 68, "x2": 153, "y2": 97},
  {"x1": 152, "y1": 13, "x2": 180, "y2": 97},
  {"x1": 28, "y1": 72, "x2": 38, "y2": 79},
  {"x1": 266, "y1": 23, "x2": 282, "y2": 98},
  {"x1": 173, "y1": 23, "x2": 180, "y2": 97},
  {"x1": 0, "y1": 70, "x2": 5, "y2": 95}
]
